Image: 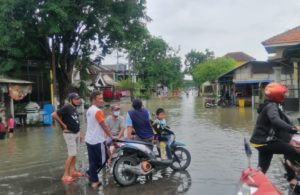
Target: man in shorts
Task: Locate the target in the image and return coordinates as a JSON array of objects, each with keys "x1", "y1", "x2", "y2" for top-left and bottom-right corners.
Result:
[{"x1": 52, "y1": 92, "x2": 84, "y2": 183}]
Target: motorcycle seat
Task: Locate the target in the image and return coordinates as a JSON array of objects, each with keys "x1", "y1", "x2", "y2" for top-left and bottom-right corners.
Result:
[{"x1": 118, "y1": 139, "x2": 153, "y2": 147}]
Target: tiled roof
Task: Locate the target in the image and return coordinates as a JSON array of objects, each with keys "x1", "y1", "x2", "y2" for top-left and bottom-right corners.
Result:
[
  {"x1": 262, "y1": 26, "x2": 300, "y2": 46},
  {"x1": 224, "y1": 52, "x2": 255, "y2": 62}
]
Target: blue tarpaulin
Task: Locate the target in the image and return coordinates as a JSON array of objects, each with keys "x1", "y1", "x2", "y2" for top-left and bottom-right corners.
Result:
[{"x1": 234, "y1": 80, "x2": 272, "y2": 84}]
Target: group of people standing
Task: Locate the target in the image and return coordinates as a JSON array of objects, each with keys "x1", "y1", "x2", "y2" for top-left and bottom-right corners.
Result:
[
  {"x1": 0, "y1": 116, "x2": 15, "y2": 139},
  {"x1": 52, "y1": 91, "x2": 168, "y2": 188}
]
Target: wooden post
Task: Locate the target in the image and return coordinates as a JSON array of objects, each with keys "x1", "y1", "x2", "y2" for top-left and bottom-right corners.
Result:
[{"x1": 10, "y1": 96, "x2": 14, "y2": 118}]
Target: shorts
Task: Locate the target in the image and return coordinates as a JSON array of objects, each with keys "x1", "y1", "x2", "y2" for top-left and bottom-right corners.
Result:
[
  {"x1": 8, "y1": 129, "x2": 14, "y2": 133},
  {"x1": 63, "y1": 132, "x2": 80, "y2": 156}
]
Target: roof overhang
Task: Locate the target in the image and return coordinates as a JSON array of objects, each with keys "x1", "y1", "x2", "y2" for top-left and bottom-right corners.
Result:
[
  {"x1": 283, "y1": 44, "x2": 300, "y2": 60},
  {"x1": 264, "y1": 42, "x2": 300, "y2": 54},
  {"x1": 233, "y1": 79, "x2": 272, "y2": 85},
  {"x1": 0, "y1": 77, "x2": 33, "y2": 84}
]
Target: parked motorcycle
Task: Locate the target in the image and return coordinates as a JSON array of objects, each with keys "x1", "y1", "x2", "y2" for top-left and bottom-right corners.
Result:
[
  {"x1": 204, "y1": 97, "x2": 218, "y2": 108},
  {"x1": 110, "y1": 130, "x2": 191, "y2": 187},
  {"x1": 236, "y1": 138, "x2": 282, "y2": 195}
]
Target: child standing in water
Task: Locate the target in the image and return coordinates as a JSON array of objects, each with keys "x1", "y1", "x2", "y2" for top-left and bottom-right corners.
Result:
[{"x1": 7, "y1": 116, "x2": 15, "y2": 138}]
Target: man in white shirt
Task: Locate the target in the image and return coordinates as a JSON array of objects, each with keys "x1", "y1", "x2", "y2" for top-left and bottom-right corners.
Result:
[{"x1": 85, "y1": 91, "x2": 113, "y2": 188}]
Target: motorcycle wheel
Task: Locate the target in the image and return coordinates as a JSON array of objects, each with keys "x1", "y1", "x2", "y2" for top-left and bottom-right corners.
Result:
[
  {"x1": 170, "y1": 147, "x2": 191, "y2": 171},
  {"x1": 113, "y1": 156, "x2": 138, "y2": 187}
]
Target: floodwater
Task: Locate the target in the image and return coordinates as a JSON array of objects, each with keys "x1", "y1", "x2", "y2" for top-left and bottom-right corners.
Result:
[{"x1": 0, "y1": 94, "x2": 291, "y2": 195}]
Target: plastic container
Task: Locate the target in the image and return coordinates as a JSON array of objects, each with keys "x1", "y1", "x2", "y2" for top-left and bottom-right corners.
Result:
[
  {"x1": 43, "y1": 104, "x2": 54, "y2": 125},
  {"x1": 239, "y1": 99, "x2": 245, "y2": 108}
]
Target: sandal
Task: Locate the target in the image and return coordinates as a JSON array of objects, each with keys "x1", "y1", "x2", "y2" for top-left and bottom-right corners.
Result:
[
  {"x1": 61, "y1": 176, "x2": 75, "y2": 183},
  {"x1": 71, "y1": 171, "x2": 85, "y2": 177},
  {"x1": 90, "y1": 182, "x2": 102, "y2": 188}
]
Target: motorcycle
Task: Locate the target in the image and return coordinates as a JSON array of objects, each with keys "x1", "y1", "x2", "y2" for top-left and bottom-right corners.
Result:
[
  {"x1": 204, "y1": 97, "x2": 218, "y2": 108},
  {"x1": 110, "y1": 130, "x2": 191, "y2": 187},
  {"x1": 236, "y1": 138, "x2": 282, "y2": 195},
  {"x1": 285, "y1": 134, "x2": 300, "y2": 194}
]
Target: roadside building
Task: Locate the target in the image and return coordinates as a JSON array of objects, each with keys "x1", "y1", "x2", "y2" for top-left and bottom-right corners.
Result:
[
  {"x1": 87, "y1": 65, "x2": 119, "y2": 100},
  {"x1": 262, "y1": 25, "x2": 300, "y2": 111},
  {"x1": 217, "y1": 61, "x2": 293, "y2": 107},
  {"x1": 102, "y1": 64, "x2": 129, "y2": 81},
  {"x1": 224, "y1": 52, "x2": 256, "y2": 67},
  {"x1": 0, "y1": 76, "x2": 33, "y2": 125}
]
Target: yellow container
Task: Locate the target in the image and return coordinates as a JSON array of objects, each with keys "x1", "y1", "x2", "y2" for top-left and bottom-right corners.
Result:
[{"x1": 239, "y1": 99, "x2": 245, "y2": 108}]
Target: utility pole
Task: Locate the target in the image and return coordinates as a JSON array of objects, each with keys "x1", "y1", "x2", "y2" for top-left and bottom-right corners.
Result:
[{"x1": 50, "y1": 38, "x2": 57, "y2": 109}]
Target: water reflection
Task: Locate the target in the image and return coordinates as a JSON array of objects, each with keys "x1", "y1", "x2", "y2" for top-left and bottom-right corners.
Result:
[{"x1": 8, "y1": 138, "x2": 16, "y2": 155}]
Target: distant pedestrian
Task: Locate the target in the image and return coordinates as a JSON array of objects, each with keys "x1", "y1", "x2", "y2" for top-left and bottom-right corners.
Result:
[
  {"x1": 7, "y1": 115, "x2": 15, "y2": 138},
  {"x1": 85, "y1": 91, "x2": 113, "y2": 188},
  {"x1": 0, "y1": 118, "x2": 6, "y2": 139},
  {"x1": 52, "y1": 92, "x2": 84, "y2": 183}
]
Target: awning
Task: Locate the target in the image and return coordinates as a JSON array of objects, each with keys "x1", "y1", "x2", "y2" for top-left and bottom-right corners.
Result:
[
  {"x1": 233, "y1": 79, "x2": 272, "y2": 84},
  {"x1": 0, "y1": 76, "x2": 33, "y2": 84}
]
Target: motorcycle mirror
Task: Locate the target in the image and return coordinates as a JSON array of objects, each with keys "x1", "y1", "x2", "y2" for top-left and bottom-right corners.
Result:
[
  {"x1": 244, "y1": 138, "x2": 252, "y2": 159},
  {"x1": 244, "y1": 138, "x2": 252, "y2": 168}
]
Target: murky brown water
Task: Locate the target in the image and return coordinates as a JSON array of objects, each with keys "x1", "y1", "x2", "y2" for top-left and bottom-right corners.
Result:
[{"x1": 0, "y1": 95, "x2": 292, "y2": 195}]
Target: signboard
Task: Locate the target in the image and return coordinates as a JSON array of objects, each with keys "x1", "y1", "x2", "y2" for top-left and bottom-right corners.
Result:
[{"x1": 9, "y1": 85, "x2": 32, "y2": 101}]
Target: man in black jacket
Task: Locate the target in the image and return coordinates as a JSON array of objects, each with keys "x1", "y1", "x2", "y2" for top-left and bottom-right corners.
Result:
[{"x1": 250, "y1": 83, "x2": 300, "y2": 180}]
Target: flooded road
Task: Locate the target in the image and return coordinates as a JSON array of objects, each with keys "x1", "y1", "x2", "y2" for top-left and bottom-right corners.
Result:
[{"x1": 0, "y1": 95, "x2": 289, "y2": 195}]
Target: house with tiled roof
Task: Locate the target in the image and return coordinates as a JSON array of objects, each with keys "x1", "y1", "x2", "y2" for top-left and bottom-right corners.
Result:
[
  {"x1": 262, "y1": 25, "x2": 300, "y2": 111},
  {"x1": 216, "y1": 61, "x2": 293, "y2": 107},
  {"x1": 224, "y1": 52, "x2": 256, "y2": 66},
  {"x1": 262, "y1": 26, "x2": 300, "y2": 59}
]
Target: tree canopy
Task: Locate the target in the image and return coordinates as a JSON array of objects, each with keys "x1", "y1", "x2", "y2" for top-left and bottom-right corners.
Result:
[
  {"x1": 128, "y1": 36, "x2": 183, "y2": 92},
  {"x1": 192, "y1": 57, "x2": 236, "y2": 87},
  {"x1": 0, "y1": 0, "x2": 149, "y2": 103},
  {"x1": 184, "y1": 49, "x2": 214, "y2": 74}
]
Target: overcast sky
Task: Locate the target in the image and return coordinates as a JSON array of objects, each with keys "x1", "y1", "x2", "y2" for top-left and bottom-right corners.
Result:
[{"x1": 103, "y1": 0, "x2": 300, "y2": 64}]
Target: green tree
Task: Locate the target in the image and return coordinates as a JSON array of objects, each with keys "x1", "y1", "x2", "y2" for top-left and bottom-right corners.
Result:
[
  {"x1": 192, "y1": 57, "x2": 236, "y2": 87},
  {"x1": 0, "y1": 0, "x2": 149, "y2": 105},
  {"x1": 184, "y1": 49, "x2": 214, "y2": 74},
  {"x1": 128, "y1": 36, "x2": 183, "y2": 93}
]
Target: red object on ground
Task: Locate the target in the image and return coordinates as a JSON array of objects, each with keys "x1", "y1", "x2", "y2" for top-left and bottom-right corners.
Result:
[{"x1": 238, "y1": 167, "x2": 281, "y2": 195}]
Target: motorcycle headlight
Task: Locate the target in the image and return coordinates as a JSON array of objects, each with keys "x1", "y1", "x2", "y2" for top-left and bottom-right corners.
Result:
[{"x1": 236, "y1": 183, "x2": 258, "y2": 195}]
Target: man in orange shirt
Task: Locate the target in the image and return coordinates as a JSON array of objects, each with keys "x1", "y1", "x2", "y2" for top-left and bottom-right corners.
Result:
[{"x1": 85, "y1": 91, "x2": 113, "y2": 188}]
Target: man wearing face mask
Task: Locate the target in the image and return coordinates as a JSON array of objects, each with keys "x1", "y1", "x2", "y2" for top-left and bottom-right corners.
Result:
[
  {"x1": 105, "y1": 105, "x2": 126, "y2": 139},
  {"x1": 52, "y1": 92, "x2": 84, "y2": 183}
]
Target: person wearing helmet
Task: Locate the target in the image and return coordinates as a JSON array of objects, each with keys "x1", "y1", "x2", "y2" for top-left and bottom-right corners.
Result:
[
  {"x1": 126, "y1": 99, "x2": 153, "y2": 142},
  {"x1": 250, "y1": 83, "x2": 300, "y2": 183},
  {"x1": 52, "y1": 92, "x2": 84, "y2": 183}
]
